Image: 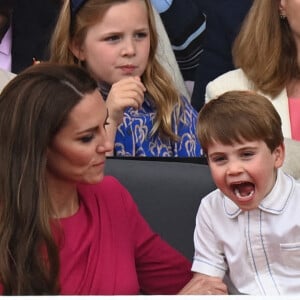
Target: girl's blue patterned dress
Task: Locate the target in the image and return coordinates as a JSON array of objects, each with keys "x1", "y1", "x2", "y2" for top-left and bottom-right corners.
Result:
[{"x1": 100, "y1": 85, "x2": 201, "y2": 157}]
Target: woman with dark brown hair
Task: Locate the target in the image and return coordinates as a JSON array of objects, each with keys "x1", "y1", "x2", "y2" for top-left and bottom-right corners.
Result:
[{"x1": 0, "y1": 63, "x2": 202, "y2": 295}]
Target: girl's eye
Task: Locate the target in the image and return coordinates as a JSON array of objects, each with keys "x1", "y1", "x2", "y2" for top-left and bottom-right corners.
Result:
[
  {"x1": 134, "y1": 32, "x2": 148, "y2": 40},
  {"x1": 79, "y1": 134, "x2": 94, "y2": 143},
  {"x1": 105, "y1": 35, "x2": 120, "y2": 42}
]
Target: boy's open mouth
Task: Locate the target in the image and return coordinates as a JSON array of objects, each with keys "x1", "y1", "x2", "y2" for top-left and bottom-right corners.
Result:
[{"x1": 230, "y1": 182, "x2": 255, "y2": 201}]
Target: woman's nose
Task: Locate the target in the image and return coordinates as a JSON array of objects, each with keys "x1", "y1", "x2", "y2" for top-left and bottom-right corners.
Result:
[{"x1": 96, "y1": 135, "x2": 114, "y2": 154}]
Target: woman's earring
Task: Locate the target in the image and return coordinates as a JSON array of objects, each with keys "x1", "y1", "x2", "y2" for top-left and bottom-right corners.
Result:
[
  {"x1": 280, "y1": 14, "x2": 286, "y2": 20},
  {"x1": 279, "y1": 10, "x2": 287, "y2": 20}
]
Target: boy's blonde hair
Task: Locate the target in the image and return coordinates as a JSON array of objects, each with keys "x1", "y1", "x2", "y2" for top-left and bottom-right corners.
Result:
[
  {"x1": 197, "y1": 91, "x2": 284, "y2": 155},
  {"x1": 50, "y1": 0, "x2": 183, "y2": 140}
]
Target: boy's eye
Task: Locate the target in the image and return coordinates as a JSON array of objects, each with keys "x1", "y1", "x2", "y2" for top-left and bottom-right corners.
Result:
[
  {"x1": 241, "y1": 151, "x2": 254, "y2": 158},
  {"x1": 210, "y1": 156, "x2": 226, "y2": 163},
  {"x1": 79, "y1": 134, "x2": 94, "y2": 143}
]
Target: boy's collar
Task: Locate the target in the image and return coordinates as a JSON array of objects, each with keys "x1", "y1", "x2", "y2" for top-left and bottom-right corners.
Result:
[{"x1": 223, "y1": 169, "x2": 295, "y2": 218}]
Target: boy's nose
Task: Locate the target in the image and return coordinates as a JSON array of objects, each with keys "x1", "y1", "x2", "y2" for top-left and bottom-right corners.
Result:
[{"x1": 226, "y1": 161, "x2": 243, "y2": 176}]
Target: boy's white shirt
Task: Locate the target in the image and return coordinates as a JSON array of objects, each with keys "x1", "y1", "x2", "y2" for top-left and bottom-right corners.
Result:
[{"x1": 192, "y1": 169, "x2": 300, "y2": 295}]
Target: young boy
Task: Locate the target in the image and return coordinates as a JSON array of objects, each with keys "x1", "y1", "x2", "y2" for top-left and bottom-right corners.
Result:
[{"x1": 191, "y1": 90, "x2": 300, "y2": 295}]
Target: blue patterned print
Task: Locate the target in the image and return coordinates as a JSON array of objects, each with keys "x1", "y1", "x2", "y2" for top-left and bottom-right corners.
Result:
[{"x1": 116, "y1": 97, "x2": 201, "y2": 157}]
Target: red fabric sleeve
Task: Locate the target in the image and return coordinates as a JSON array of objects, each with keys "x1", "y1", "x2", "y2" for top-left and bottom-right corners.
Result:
[{"x1": 114, "y1": 178, "x2": 193, "y2": 294}]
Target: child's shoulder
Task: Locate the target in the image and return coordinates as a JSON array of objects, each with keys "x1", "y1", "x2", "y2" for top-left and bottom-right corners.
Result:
[
  {"x1": 179, "y1": 95, "x2": 198, "y2": 114},
  {"x1": 200, "y1": 189, "x2": 224, "y2": 210}
]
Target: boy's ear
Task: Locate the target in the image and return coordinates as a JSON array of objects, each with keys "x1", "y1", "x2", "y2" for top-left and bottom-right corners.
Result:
[
  {"x1": 274, "y1": 142, "x2": 285, "y2": 169},
  {"x1": 69, "y1": 40, "x2": 85, "y2": 61}
]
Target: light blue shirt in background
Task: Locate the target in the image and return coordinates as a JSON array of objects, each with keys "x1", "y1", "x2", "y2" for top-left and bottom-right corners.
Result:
[{"x1": 150, "y1": 0, "x2": 173, "y2": 13}]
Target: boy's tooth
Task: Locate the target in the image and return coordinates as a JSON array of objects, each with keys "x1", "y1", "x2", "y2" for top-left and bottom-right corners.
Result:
[{"x1": 234, "y1": 187, "x2": 254, "y2": 198}]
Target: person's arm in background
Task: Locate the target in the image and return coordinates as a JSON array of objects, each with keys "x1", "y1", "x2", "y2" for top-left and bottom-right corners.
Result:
[
  {"x1": 191, "y1": 0, "x2": 253, "y2": 111},
  {"x1": 0, "y1": 1, "x2": 13, "y2": 72},
  {"x1": 150, "y1": 0, "x2": 206, "y2": 94},
  {"x1": 0, "y1": 3, "x2": 11, "y2": 43}
]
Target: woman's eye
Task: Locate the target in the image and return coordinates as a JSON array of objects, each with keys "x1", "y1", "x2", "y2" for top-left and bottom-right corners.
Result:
[{"x1": 79, "y1": 134, "x2": 94, "y2": 143}]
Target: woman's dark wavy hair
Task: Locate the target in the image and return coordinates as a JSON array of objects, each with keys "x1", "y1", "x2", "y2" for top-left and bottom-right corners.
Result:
[{"x1": 0, "y1": 62, "x2": 98, "y2": 294}]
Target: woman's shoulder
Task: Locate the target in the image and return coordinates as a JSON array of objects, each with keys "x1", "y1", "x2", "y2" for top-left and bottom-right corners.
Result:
[
  {"x1": 179, "y1": 95, "x2": 198, "y2": 114},
  {"x1": 205, "y1": 68, "x2": 254, "y2": 102},
  {"x1": 78, "y1": 176, "x2": 135, "y2": 207},
  {"x1": 78, "y1": 176, "x2": 124, "y2": 195},
  {"x1": 283, "y1": 138, "x2": 300, "y2": 182}
]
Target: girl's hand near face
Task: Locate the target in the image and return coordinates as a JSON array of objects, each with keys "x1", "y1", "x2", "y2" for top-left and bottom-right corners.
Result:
[
  {"x1": 106, "y1": 76, "x2": 146, "y2": 126},
  {"x1": 104, "y1": 76, "x2": 146, "y2": 156}
]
